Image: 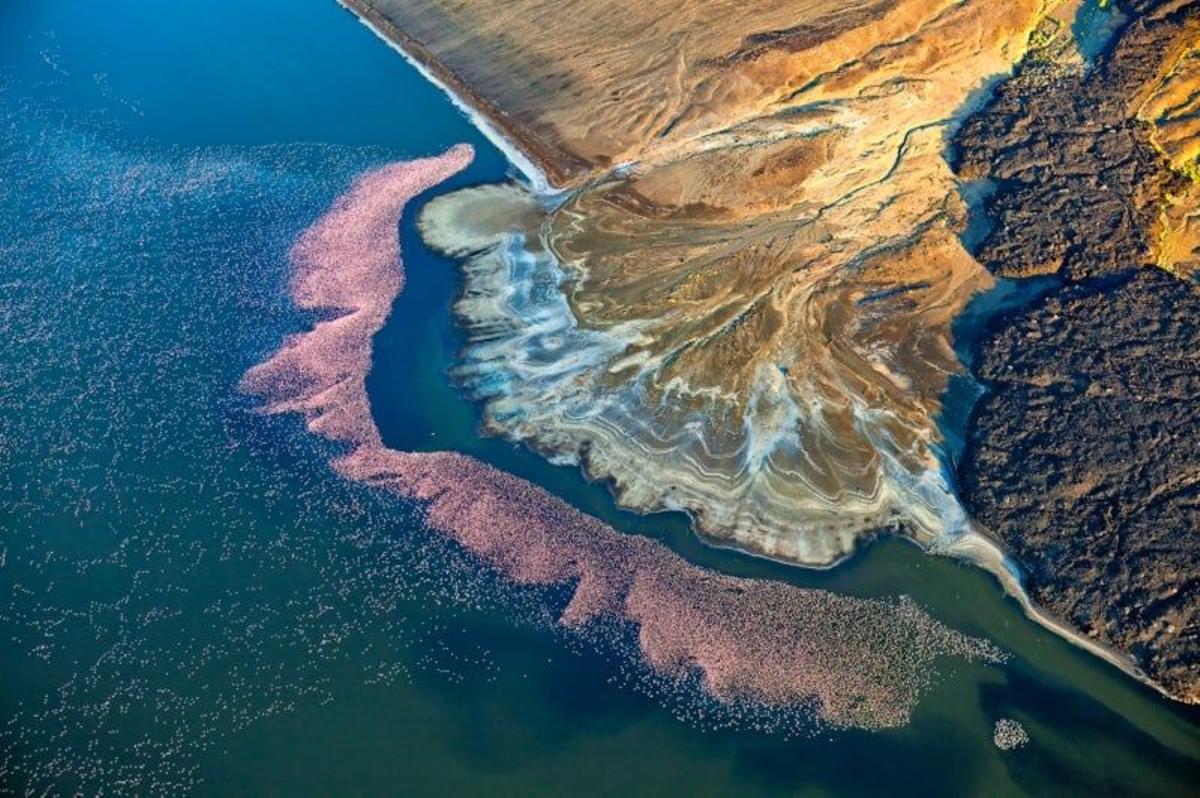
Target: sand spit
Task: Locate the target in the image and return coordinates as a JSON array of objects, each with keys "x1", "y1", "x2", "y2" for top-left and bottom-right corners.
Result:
[{"x1": 241, "y1": 149, "x2": 1001, "y2": 730}]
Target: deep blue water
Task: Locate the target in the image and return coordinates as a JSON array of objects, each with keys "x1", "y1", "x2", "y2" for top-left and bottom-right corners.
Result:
[{"x1": 1, "y1": 1, "x2": 1198, "y2": 795}]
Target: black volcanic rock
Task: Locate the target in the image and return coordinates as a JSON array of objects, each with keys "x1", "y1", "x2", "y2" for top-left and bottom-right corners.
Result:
[
  {"x1": 952, "y1": 0, "x2": 1192, "y2": 281},
  {"x1": 954, "y1": 0, "x2": 1200, "y2": 701},
  {"x1": 961, "y1": 270, "x2": 1200, "y2": 701}
]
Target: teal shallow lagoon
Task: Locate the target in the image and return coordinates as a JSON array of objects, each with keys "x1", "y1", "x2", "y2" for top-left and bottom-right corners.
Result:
[{"x1": 1, "y1": 1, "x2": 1198, "y2": 795}]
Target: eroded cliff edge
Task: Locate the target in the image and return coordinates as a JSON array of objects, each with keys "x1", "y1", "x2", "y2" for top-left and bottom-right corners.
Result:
[{"x1": 954, "y1": 0, "x2": 1200, "y2": 702}]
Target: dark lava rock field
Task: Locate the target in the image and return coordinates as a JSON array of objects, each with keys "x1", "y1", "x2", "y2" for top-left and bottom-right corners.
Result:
[{"x1": 954, "y1": 0, "x2": 1200, "y2": 702}]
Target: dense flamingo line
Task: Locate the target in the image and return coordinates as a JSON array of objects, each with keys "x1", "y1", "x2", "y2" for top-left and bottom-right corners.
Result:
[{"x1": 241, "y1": 144, "x2": 1000, "y2": 729}]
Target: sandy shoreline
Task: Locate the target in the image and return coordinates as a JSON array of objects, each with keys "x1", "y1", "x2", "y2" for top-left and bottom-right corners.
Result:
[{"x1": 945, "y1": 528, "x2": 1164, "y2": 695}]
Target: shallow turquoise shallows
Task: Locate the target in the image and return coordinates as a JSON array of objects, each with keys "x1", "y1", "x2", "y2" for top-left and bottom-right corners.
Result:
[{"x1": 1, "y1": 1, "x2": 1198, "y2": 795}]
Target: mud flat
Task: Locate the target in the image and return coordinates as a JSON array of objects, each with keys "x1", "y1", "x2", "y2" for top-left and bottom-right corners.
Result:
[{"x1": 342, "y1": 0, "x2": 1200, "y2": 702}]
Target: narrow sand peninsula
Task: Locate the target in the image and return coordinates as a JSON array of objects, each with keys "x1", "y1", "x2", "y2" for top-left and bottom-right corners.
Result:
[{"x1": 241, "y1": 146, "x2": 1001, "y2": 730}]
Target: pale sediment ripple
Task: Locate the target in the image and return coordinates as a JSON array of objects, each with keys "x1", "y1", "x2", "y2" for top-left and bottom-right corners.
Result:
[
  {"x1": 242, "y1": 149, "x2": 1003, "y2": 730},
  {"x1": 420, "y1": 181, "x2": 982, "y2": 566}
]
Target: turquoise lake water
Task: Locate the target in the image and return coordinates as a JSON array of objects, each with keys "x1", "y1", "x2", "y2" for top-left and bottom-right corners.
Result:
[{"x1": 1, "y1": 1, "x2": 1198, "y2": 794}]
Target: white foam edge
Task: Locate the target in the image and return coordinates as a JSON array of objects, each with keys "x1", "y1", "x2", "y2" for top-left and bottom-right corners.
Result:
[{"x1": 338, "y1": 0, "x2": 559, "y2": 198}]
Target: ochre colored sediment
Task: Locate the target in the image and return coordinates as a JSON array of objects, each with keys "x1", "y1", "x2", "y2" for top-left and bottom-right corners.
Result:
[
  {"x1": 241, "y1": 149, "x2": 999, "y2": 729},
  {"x1": 1136, "y1": 24, "x2": 1200, "y2": 173},
  {"x1": 341, "y1": 0, "x2": 1200, "y2": 703},
  {"x1": 360, "y1": 0, "x2": 1051, "y2": 565}
]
